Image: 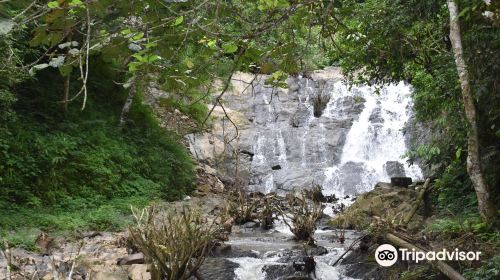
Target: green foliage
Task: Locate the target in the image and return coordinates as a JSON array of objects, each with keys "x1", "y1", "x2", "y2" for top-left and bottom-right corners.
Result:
[
  {"x1": 0, "y1": 60, "x2": 194, "y2": 247},
  {"x1": 464, "y1": 254, "x2": 500, "y2": 280},
  {"x1": 331, "y1": 0, "x2": 499, "y2": 221}
]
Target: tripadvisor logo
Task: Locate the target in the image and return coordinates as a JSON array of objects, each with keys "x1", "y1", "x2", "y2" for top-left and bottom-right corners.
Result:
[
  {"x1": 375, "y1": 244, "x2": 482, "y2": 267},
  {"x1": 375, "y1": 244, "x2": 398, "y2": 267}
]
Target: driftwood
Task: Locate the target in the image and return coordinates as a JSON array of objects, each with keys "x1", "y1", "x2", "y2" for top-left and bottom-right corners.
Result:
[
  {"x1": 384, "y1": 232, "x2": 466, "y2": 280},
  {"x1": 331, "y1": 235, "x2": 367, "y2": 267},
  {"x1": 401, "y1": 178, "x2": 431, "y2": 227}
]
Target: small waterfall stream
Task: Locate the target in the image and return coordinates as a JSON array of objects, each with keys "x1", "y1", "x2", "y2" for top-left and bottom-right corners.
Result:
[{"x1": 216, "y1": 71, "x2": 423, "y2": 280}]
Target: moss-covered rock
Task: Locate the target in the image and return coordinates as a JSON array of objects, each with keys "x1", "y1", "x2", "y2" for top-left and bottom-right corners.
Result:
[{"x1": 330, "y1": 183, "x2": 424, "y2": 231}]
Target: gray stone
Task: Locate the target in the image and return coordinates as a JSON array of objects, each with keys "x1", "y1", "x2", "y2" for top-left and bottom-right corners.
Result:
[
  {"x1": 195, "y1": 258, "x2": 238, "y2": 280},
  {"x1": 128, "y1": 264, "x2": 150, "y2": 280},
  {"x1": 390, "y1": 177, "x2": 412, "y2": 187},
  {"x1": 384, "y1": 161, "x2": 406, "y2": 177},
  {"x1": 117, "y1": 253, "x2": 144, "y2": 265},
  {"x1": 369, "y1": 107, "x2": 384, "y2": 123},
  {"x1": 243, "y1": 221, "x2": 259, "y2": 228},
  {"x1": 92, "y1": 272, "x2": 128, "y2": 280}
]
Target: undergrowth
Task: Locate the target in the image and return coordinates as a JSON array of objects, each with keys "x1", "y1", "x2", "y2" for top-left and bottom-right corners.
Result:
[{"x1": 0, "y1": 63, "x2": 196, "y2": 250}]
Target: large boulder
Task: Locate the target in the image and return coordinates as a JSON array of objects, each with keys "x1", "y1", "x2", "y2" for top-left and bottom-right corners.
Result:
[{"x1": 384, "y1": 161, "x2": 406, "y2": 177}]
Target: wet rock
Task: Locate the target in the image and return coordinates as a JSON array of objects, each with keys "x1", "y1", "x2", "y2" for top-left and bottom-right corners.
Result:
[
  {"x1": 211, "y1": 245, "x2": 259, "y2": 258},
  {"x1": 196, "y1": 258, "x2": 238, "y2": 280},
  {"x1": 390, "y1": 177, "x2": 412, "y2": 187},
  {"x1": 263, "y1": 264, "x2": 308, "y2": 280},
  {"x1": 186, "y1": 70, "x2": 368, "y2": 194},
  {"x1": 374, "y1": 182, "x2": 392, "y2": 189},
  {"x1": 305, "y1": 246, "x2": 328, "y2": 256},
  {"x1": 369, "y1": 107, "x2": 384, "y2": 123},
  {"x1": 336, "y1": 162, "x2": 368, "y2": 196},
  {"x1": 290, "y1": 104, "x2": 311, "y2": 127},
  {"x1": 117, "y1": 253, "x2": 144, "y2": 265},
  {"x1": 243, "y1": 221, "x2": 259, "y2": 228},
  {"x1": 384, "y1": 161, "x2": 406, "y2": 177}
]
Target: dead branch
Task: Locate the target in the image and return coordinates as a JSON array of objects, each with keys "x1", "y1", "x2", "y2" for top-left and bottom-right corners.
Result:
[
  {"x1": 384, "y1": 232, "x2": 466, "y2": 280},
  {"x1": 331, "y1": 235, "x2": 367, "y2": 267},
  {"x1": 401, "y1": 178, "x2": 431, "y2": 227}
]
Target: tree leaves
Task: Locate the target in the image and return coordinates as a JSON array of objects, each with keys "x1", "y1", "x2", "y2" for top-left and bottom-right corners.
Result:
[
  {"x1": 222, "y1": 42, "x2": 238, "y2": 54},
  {"x1": 173, "y1": 16, "x2": 184, "y2": 26},
  {"x1": 47, "y1": 1, "x2": 59, "y2": 9}
]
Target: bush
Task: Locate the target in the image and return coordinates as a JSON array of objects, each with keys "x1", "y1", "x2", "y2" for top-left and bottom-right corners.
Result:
[
  {"x1": 129, "y1": 206, "x2": 220, "y2": 280},
  {"x1": 277, "y1": 192, "x2": 324, "y2": 245}
]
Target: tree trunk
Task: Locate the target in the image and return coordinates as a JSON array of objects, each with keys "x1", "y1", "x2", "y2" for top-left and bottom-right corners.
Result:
[
  {"x1": 447, "y1": 0, "x2": 496, "y2": 223},
  {"x1": 120, "y1": 83, "x2": 136, "y2": 125}
]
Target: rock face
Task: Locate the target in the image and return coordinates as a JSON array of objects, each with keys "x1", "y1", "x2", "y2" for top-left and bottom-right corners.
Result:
[
  {"x1": 186, "y1": 68, "x2": 367, "y2": 193},
  {"x1": 186, "y1": 67, "x2": 423, "y2": 196}
]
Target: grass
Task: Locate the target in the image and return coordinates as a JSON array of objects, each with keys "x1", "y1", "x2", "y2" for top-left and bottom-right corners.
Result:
[{"x1": 0, "y1": 195, "x2": 157, "y2": 250}]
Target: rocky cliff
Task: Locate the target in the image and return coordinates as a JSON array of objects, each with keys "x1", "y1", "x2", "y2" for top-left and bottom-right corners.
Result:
[{"x1": 186, "y1": 67, "x2": 423, "y2": 196}]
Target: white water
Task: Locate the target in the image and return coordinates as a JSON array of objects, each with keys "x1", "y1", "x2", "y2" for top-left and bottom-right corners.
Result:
[{"x1": 322, "y1": 81, "x2": 422, "y2": 197}]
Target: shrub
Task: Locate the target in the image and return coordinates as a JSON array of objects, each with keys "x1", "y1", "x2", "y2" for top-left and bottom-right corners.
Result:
[
  {"x1": 224, "y1": 189, "x2": 257, "y2": 225},
  {"x1": 129, "y1": 206, "x2": 220, "y2": 280},
  {"x1": 464, "y1": 254, "x2": 500, "y2": 280},
  {"x1": 277, "y1": 192, "x2": 324, "y2": 245}
]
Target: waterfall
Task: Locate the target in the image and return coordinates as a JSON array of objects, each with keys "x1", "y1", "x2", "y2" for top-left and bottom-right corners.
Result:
[
  {"x1": 322, "y1": 81, "x2": 422, "y2": 197},
  {"x1": 248, "y1": 75, "x2": 422, "y2": 196}
]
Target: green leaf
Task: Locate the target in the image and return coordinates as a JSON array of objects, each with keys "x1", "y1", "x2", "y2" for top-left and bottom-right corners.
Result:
[
  {"x1": 457, "y1": 7, "x2": 470, "y2": 19},
  {"x1": 121, "y1": 29, "x2": 132, "y2": 35},
  {"x1": 173, "y1": 16, "x2": 184, "y2": 26},
  {"x1": 455, "y1": 147, "x2": 462, "y2": 160},
  {"x1": 147, "y1": 55, "x2": 160, "y2": 63},
  {"x1": 222, "y1": 42, "x2": 238, "y2": 54},
  {"x1": 128, "y1": 61, "x2": 141, "y2": 72},
  {"x1": 69, "y1": 0, "x2": 83, "y2": 7},
  {"x1": 186, "y1": 59, "x2": 194, "y2": 69},
  {"x1": 58, "y1": 64, "x2": 73, "y2": 77},
  {"x1": 47, "y1": 1, "x2": 59, "y2": 8},
  {"x1": 207, "y1": 39, "x2": 217, "y2": 50},
  {"x1": 132, "y1": 33, "x2": 144, "y2": 41}
]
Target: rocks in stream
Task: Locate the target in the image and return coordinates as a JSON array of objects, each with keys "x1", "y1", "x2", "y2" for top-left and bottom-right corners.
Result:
[
  {"x1": 384, "y1": 161, "x2": 406, "y2": 177},
  {"x1": 390, "y1": 176, "x2": 412, "y2": 187}
]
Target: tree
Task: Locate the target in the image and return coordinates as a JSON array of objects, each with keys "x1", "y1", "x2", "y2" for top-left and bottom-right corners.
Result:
[{"x1": 446, "y1": 0, "x2": 496, "y2": 223}]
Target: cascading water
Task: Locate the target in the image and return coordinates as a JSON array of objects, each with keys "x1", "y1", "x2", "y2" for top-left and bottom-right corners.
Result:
[
  {"x1": 219, "y1": 70, "x2": 423, "y2": 280},
  {"x1": 322, "y1": 82, "x2": 422, "y2": 198}
]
